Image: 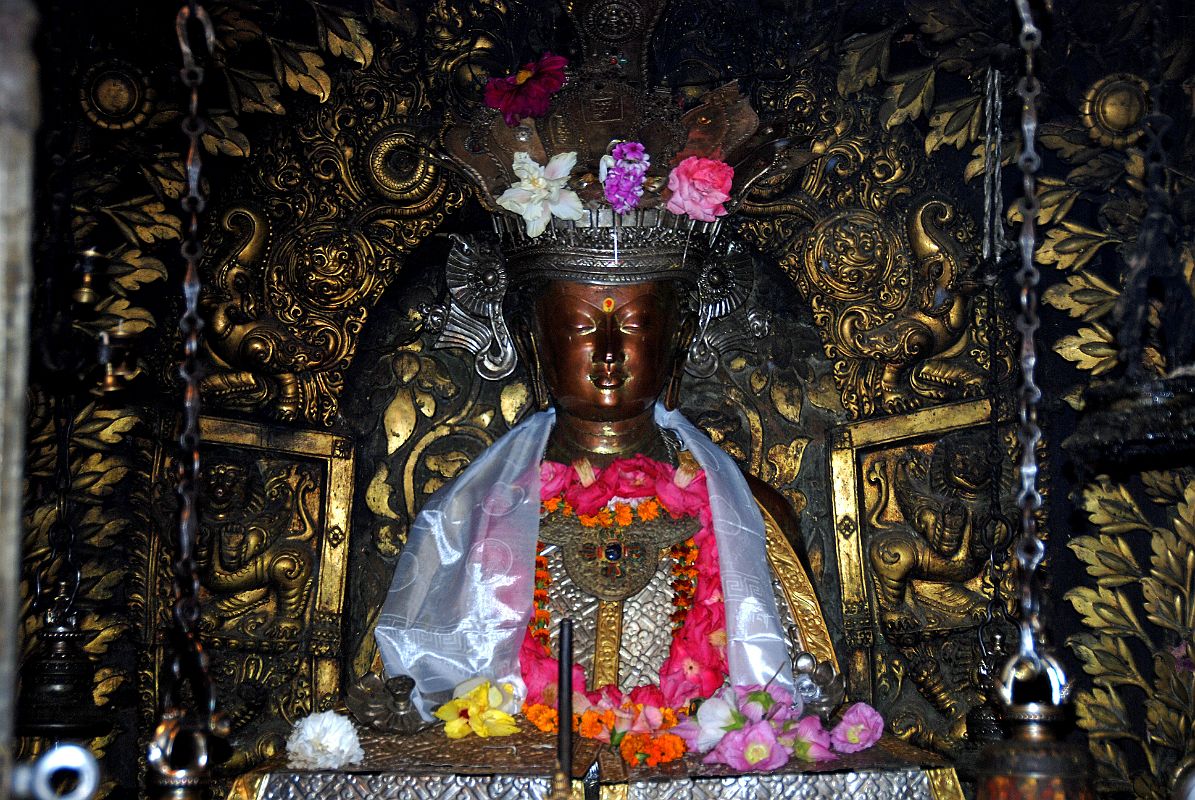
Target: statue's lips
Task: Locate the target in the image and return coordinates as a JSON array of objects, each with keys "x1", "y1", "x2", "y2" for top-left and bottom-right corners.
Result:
[{"x1": 589, "y1": 369, "x2": 626, "y2": 390}]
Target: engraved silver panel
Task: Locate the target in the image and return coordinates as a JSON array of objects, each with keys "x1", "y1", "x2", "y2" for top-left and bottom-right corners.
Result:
[
  {"x1": 543, "y1": 547, "x2": 805, "y2": 692},
  {"x1": 544, "y1": 545, "x2": 676, "y2": 691},
  {"x1": 242, "y1": 732, "x2": 950, "y2": 800},
  {"x1": 252, "y1": 767, "x2": 933, "y2": 800}
]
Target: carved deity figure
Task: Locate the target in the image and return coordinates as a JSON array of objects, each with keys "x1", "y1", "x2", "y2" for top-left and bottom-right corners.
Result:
[
  {"x1": 370, "y1": 39, "x2": 837, "y2": 720},
  {"x1": 199, "y1": 459, "x2": 316, "y2": 639},
  {"x1": 868, "y1": 432, "x2": 1001, "y2": 638}
]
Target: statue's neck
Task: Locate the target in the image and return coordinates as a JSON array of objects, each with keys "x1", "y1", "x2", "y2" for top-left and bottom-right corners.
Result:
[{"x1": 544, "y1": 407, "x2": 670, "y2": 467}]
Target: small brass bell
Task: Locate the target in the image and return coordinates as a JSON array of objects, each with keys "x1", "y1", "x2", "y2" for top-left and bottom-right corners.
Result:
[
  {"x1": 97, "y1": 327, "x2": 141, "y2": 395},
  {"x1": 17, "y1": 582, "x2": 111, "y2": 740},
  {"x1": 71, "y1": 248, "x2": 106, "y2": 307},
  {"x1": 975, "y1": 652, "x2": 1093, "y2": 800}
]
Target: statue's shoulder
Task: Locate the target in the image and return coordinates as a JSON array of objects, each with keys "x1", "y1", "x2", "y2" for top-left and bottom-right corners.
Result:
[{"x1": 744, "y1": 473, "x2": 802, "y2": 541}]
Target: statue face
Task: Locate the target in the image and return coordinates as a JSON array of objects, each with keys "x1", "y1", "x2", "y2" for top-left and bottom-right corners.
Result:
[{"x1": 533, "y1": 280, "x2": 685, "y2": 422}]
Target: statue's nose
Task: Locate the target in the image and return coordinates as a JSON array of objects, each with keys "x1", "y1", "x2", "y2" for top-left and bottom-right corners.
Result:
[{"x1": 597, "y1": 314, "x2": 624, "y2": 365}]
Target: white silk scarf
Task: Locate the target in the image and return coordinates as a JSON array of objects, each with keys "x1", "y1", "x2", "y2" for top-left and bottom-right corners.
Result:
[{"x1": 374, "y1": 403, "x2": 795, "y2": 719}]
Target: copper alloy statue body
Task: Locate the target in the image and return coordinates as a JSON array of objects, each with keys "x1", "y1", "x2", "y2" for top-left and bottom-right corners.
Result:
[{"x1": 368, "y1": 0, "x2": 841, "y2": 732}]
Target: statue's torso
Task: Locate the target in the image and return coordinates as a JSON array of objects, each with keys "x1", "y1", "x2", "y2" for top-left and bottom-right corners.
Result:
[{"x1": 538, "y1": 506, "x2": 812, "y2": 693}]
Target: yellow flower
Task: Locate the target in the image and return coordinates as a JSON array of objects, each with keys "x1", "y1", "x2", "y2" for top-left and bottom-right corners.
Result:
[{"x1": 434, "y1": 680, "x2": 519, "y2": 739}]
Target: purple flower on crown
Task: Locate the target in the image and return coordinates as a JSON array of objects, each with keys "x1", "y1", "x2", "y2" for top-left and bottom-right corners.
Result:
[{"x1": 600, "y1": 141, "x2": 651, "y2": 214}]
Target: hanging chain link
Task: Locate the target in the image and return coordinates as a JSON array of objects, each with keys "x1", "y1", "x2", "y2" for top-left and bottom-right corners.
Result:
[
  {"x1": 982, "y1": 66, "x2": 1006, "y2": 265},
  {"x1": 150, "y1": 4, "x2": 222, "y2": 788},
  {"x1": 1010, "y1": 0, "x2": 1048, "y2": 670},
  {"x1": 978, "y1": 64, "x2": 1017, "y2": 663}
]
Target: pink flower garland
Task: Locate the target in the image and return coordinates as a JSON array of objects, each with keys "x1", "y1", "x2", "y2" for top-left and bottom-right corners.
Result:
[{"x1": 520, "y1": 456, "x2": 728, "y2": 711}]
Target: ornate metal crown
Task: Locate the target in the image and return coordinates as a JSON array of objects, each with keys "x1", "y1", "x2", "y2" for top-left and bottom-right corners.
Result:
[{"x1": 430, "y1": 0, "x2": 792, "y2": 380}]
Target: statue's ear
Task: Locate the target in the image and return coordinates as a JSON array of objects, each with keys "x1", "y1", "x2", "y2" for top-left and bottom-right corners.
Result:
[
  {"x1": 664, "y1": 308, "x2": 698, "y2": 411},
  {"x1": 511, "y1": 314, "x2": 551, "y2": 411}
]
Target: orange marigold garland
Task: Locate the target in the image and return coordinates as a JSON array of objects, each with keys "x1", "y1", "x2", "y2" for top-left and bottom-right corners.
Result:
[
  {"x1": 620, "y1": 731, "x2": 687, "y2": 767},
  {"x1": 530, "y1": 547, "x2": 552, "y2": 650}
]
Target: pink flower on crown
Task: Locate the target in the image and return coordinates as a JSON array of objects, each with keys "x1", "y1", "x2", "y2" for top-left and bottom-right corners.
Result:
[
  {"x1": 484, "y1": 53, "x2": 568, "y2": 127},
  {"x1": 665, "y1": 156, "x2": 733, "y2": 222}
]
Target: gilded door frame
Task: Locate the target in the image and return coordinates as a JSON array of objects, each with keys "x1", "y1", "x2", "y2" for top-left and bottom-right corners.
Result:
[{"x1": 828, "y1": 398, "x2": 994, "y2": 701}]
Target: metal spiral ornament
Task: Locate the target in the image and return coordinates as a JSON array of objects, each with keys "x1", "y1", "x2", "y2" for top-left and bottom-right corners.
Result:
[
  {"x1": 975, "y1": 3, "x2": 1092, "y2": 798},
  {"x1": 147, "y1": 5, "x2": 228, "y2": 799}
]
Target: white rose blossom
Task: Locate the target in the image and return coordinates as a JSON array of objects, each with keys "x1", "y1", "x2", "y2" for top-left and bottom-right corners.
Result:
[
  {"x1": 285, "y1": 711, "x2": 365, "y2": 771},
  {"x1": 496, "y1": 151, "x2": 583, "y2": 238}
]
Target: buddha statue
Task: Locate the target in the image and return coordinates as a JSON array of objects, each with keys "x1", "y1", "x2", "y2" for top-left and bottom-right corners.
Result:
[{"x1": 369, "y1": 53, "x2": 839, "y2": 721}]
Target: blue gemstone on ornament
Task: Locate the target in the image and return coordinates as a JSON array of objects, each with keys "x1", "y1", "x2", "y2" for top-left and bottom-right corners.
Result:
[{"x1": 604, "y1": 542, "x2": 623, "y2": 561}]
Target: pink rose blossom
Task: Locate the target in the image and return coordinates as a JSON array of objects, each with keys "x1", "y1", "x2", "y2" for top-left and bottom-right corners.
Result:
[
  {"x1": 628, "y1": 684, "x2": 667, "y2": 707},
  {"x1": 602, "y1": 454, "x2": 663, "y2": 499},
  {"x1": 565, "y1": 463, "x2": 616, "y2": 516},
  {"x1": 584, "y1": 683, "x2": 626, "y2": 709},
  {"x1": 665, "y1": 156, "x2": 733, "y2": 222},
  {"x1": 830, "y1": 703, "x2": 884, "y2": 754},
  {"x1": 539, "y1": 460, "x2": 574, "y2": 500},
  {"x1": 656, "y1": 468, "x2": 708, "y2": 517},
  {"x1": 704, "y1": 720, "x2": 791, "y2": 771},
  {"x1": 484, "y1": 53, "x2": 568, "y2": 127},
  {"x1": 659, "y1": 625, "x2": 725, "y2": 707}
]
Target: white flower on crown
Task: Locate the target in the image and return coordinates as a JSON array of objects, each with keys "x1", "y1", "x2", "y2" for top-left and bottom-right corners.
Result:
[
  {"x1": 285, "y1": 710, "x2": 365, "y2": 770},
  {"x1": 496, "y1": 151, "x2": 584, "y2": 237}
]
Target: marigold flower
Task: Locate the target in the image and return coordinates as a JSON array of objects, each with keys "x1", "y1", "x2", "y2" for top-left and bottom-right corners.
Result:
[
  {"x1": 579, "y1": 709, "x2": 607, "y2": 739},
  {"x1": 645, "y1": 732, "x2": 686, "y2": 766},
  {"x1": 613, "y1": 503, "x2": 633, "y2": 527},
  {"x1": 524, "y1": 703, "x2": 559, "y2": 733},
  {"x1": 542, "y1": 496, "x2": 562, "y2": 513},
  {"x1": 637, "y1": 499, "x2": 661, "y2": 521},
  {"x1": 619, "y1": 732, "x2": 651, "y2": 765}
]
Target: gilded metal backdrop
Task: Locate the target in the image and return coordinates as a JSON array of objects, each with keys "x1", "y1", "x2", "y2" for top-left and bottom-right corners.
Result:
[{"x1": 18, "y1": 1, "x2": 1195, "y2": 799}]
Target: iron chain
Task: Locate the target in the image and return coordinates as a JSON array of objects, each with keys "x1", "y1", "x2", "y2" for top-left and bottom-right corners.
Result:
[
  {"x1": 1011, "y1": 0, "x2": 1046, "y2": 665},
  {"x1": 978, "y1": 64, "x2": 1016, "y2": 662},
  {"x1": 154, "y1": 0, "x2": 222, "y2": 768}
]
